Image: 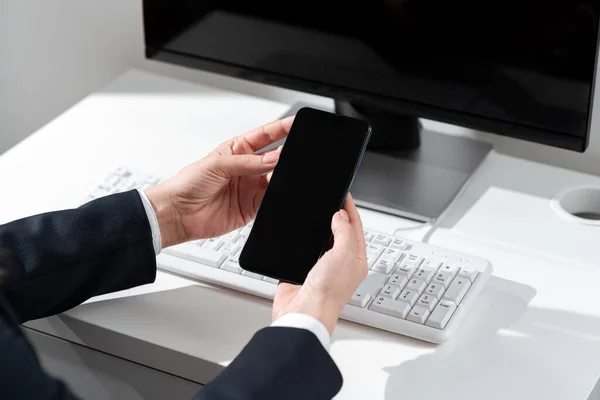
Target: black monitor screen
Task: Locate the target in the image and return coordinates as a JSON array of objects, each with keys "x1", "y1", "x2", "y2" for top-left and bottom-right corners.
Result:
[{"x1": 144, "y1": 1, "x2": 600, "y2": 151}]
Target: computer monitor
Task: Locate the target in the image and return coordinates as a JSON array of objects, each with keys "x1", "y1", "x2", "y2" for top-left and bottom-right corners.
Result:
[{"x1": 142, "y1": 1, "x2": 600, "y2": 221}]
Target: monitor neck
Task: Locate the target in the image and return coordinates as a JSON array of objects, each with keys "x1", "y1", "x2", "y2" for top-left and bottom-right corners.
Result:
[{"x1": 335, "y1": 101, "x2": 422, "y2": 152}]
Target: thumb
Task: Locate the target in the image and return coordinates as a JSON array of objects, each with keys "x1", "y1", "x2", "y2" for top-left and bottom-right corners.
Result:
[
  {"x1": 213, "y1": 152, "x2": 279, "y2": 177},
  {"x1": 329, "y1": 210, "x2": 356, "y2": 255}
]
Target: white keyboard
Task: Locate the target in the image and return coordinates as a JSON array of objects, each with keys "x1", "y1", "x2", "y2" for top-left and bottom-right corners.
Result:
[{"x1": 84, "y1": 167, "x2": 493, "y2": 343}]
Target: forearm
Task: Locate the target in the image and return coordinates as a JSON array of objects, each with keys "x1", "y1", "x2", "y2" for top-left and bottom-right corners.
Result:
[{"x1": 0, "y1": 190, "x2": 157, "y2": 323}]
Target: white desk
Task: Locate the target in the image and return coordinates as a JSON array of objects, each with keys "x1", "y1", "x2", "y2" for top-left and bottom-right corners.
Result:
[{"x1": 2, "y1": 69, "x2": 600, "y2": 400}]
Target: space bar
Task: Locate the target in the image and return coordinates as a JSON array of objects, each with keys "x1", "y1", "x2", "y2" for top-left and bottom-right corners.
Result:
[{"x1": 163, "y1": 244, "x2": 227, "y2": 267}]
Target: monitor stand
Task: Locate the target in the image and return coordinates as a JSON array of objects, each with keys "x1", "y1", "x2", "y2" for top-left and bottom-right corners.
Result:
[{"x1": 279, "y1": 102, "x2": 493, "y2": 222}]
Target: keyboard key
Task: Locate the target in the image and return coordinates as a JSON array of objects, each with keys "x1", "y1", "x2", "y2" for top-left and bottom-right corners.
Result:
[
  {"x1": 426, "y1": 300, "x2": 457, "y2": 329},
  {"x1": 106, "y1": 174, "x2": 121, "y2": 187},
  {"x1": 404, "y1": 254, "x2": 424, "y2": 267},
  {"x1": 457, "y1": 267, "x2": 479, "y2": 282},
  {"x1": 220, "y1": 243, "x2": 241, "y2": 256},
  {"x1": 396, "y1": 264, "x2": 416, "y2": 278},
  {"x1": 405, "y1": 278, "x2": 427, "y2": 294},
  {"x1": 349, "y1": 292, "x2": 371, "y2": 307},
  {"x1": 439, "y1": 263, "x2": 459, "y2": 277},
  {"x1": 203, "y1": 238, "x2": 224, "y2": 251},
  {"x1": 355, "y1": 272, "x2": 389, "y2": 298},
  {"x1": 241, "y1": 270, "x2": 264, "y2": 280},
  {"x1": 397, "y1": 289, "x2": 419, "y2": 307},
  {"x1": 425, "y1": 282, "x2": 445, "y2": 299},
  {"x1": 364, "y1": 231, "x2": 374, "y2": 242},
  {"x1": 227, "y1": 231, "x2": 241, "y2": 243},
  {"x1": 382, "y1": 248, "x2": 403, "y2": 262},
  {"x1": 229, "y1": 251, "x2": 240, "y2": 263},
  {"x1": 389, "y1": 238, "x2": 411, "y2": 251},
  {"x1": 164, "y1": 244, "x2": 227, "y2": 268},
  {"x1": 366, "y1": 244, "x2": 385, "y2": 267},
  {"x1": 388, "y1": 274, "x2": 408, "y2": 288},
  {"x1": 366, "y1": 255, "x2": 378, "y2": 268},
  {"x1": 414, "y1": 266, "x2": 437, "y2": 283},
  {"x1": 380, "y1": 284, "x2": 401, "y2": 299},
  {"x1": 407, "y1": 306, "x2": 431, "y2": 324},
  {"x1": 417, "y1": 294, "x2": 437, "y2": 311},
  {"x1": 263, "y1": 276, "x2": 279, "y2": 284},
  {"x1": 372, "y1": 234, "x2": 392, "y2": 246},
  {"x1": 443, "y1": 277, "x2": 472, "y2": 304},
  {"x1": 422, "y1": 259, "x2": 443, "y2": 270},
  {"x1": 221, "y1": 259, "x2": 243, "y2": 274},
  {"x1": 369, "y1": 296, "x2": 411, "y2": 318},
  {"x1": 371, "y1": 256, "x2": 396, "y2": 274},
  {"x1": 433, "y1": 270, "x2": 454, "y2": 288},
  {"x1": 366, "y1": 244, "x2": 385, "y2": 258}
]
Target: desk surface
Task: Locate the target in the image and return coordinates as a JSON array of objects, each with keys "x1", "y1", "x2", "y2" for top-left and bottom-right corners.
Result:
[{"x1": 3, "y1": 69, "x2": 600, "y2": 400}]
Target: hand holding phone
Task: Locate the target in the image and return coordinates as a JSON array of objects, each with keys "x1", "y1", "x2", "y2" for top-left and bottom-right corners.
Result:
[
  {"x1": 239, "y1": 107, "x2": 371, "y2": 284},
  {"x1": 272, "y1": 194, "x2": 368, "y2": 334}
]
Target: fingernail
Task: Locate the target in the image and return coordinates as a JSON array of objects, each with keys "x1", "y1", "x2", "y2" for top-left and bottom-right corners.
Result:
[
  {"x1": 339, "y1": 209, "x2": 349, "y2": 222},
  {"x1": 262, "y1": 151, "x2": 279, "y2": 164}
]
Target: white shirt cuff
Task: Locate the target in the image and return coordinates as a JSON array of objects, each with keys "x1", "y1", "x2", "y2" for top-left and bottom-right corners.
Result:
[
  {"x1": 137, "y1": 189, "x2": 162, "y2": 255},
  {"x1": 271, "y1": 313, "x2": 331, "y2": 351}
]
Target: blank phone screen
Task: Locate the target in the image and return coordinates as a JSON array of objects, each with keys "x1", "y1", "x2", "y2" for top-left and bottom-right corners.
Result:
[{"x1": 239, "y1": 108, "x2": 371, "y2": 283}]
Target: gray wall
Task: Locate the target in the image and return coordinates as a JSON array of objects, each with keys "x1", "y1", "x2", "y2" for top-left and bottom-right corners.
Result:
[
  {"x1": 1, "y1": 0, "x2": 599, "y2": 176},
  {"x1": 0, "y1": 0, "x2": 142, "y2": 153}
]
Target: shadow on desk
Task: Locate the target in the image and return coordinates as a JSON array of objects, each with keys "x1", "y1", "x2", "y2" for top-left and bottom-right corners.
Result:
[{"x1": 334, "y1": 276, "x2": 600, "y2": 399}]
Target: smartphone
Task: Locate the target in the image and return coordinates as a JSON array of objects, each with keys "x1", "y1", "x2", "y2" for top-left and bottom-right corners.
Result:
[{"x1": 239, "y1": 107, "x2": 371, "y2": 284}]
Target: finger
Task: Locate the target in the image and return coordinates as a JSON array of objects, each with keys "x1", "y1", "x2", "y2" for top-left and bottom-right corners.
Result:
[
  {"x1": 261, "y1": 144, "x2": 283, "y2": 153},
  {"x1": 252, "y1": 175, "x2": 270, "y2": 211},
  {"x1": 263, "y1": 146, "x2": 282, "y2": 180},
  {"x1": 261, "y1": 144, "x2": 283, "y2": 158},
  {"x1": 343, "y1": 193, "x2": 366, "y2": 258},
  {"x1": 240, "y1": 117, "x2": 294, "y2": 153},
  {"x1": 330, "y1": 209, "x2": 357, "y2": 257},
  {"x1": 213, "y1": 153, "x2": 279, "y2": 177}
]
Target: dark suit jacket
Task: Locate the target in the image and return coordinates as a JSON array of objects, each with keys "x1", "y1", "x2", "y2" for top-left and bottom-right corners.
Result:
[{"x1": 0, "y1": 190, "x2": 342, "y2": 399}]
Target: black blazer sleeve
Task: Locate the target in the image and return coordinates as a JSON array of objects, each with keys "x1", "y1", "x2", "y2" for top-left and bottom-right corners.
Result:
[
  {"x1": 0, "y1": 190, "x2": 157, "y2": 400},
  {"x1": 0, "y1": 190, "x2": 157, "y2": 323},
  {"x1": 195, "y1": 327, "x2": 343, "y2": 400}
]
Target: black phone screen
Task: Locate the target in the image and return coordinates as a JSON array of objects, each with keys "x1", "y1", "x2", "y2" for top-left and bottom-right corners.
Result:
[{"x1": 239, "y1": 107, "x2": 371, "y2": 284}]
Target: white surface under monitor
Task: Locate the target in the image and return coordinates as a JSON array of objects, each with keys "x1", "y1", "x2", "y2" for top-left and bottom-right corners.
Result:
[{"x1": 1, "y1": 69, "x2": 600, "y2": 399}]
